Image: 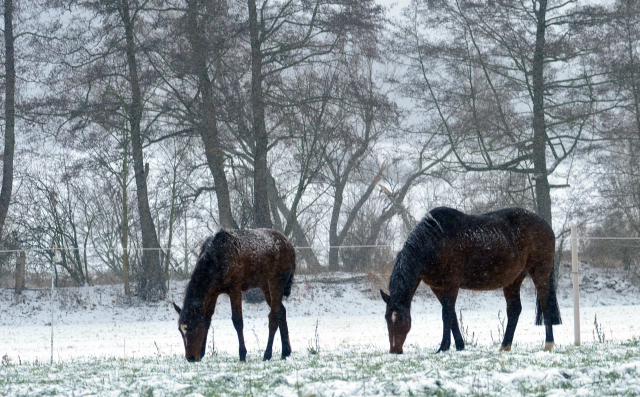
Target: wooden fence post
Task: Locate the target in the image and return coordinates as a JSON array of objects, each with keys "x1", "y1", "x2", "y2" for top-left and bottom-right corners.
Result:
[
  {"x1": 15, "y1": 251, "x2": 25, "y2": 294},
  {"x1": 571, "y1": 226, "x2": 580, "y2": 346}
]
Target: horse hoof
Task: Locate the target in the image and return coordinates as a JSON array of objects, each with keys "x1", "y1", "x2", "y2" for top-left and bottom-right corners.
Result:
[
  {"x1": 543, "y1": 342, "x2": 554, "y2": 352},
  {"x1": 499, "y1": 345, "x2": 511, "y2": 353},
  {"x1": 239, "y1": 347, "x2": 247, "y2": 362}
]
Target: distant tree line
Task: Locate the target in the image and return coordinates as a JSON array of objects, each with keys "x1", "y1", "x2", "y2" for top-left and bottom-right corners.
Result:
[{"x1": 1, "y1": 0, "x2": 639, "y2": 299}]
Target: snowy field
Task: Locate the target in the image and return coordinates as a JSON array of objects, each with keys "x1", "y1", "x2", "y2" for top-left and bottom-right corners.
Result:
[{"x1": 1, "y1": 263, "x2": 640, "y2": 396}]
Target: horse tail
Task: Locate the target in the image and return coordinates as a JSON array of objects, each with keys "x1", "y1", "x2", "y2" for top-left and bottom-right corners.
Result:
[
  {"x1": 547, "y1": 261, "x2": 562, "y2": 325},
  {"x1": 535, "y1": 295, "x2": 542, "y2": 326},
  {"x1": 535, "y1": 262, "x2": 562, "y2": 326},
  {"x1": 283, "y1": 272, "x2": 294, "y2": 298}
]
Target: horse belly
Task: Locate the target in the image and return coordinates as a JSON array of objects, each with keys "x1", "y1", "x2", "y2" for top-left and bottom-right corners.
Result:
[{"x1": 460, "y1": 254, "x2": 526, "y2": 291}]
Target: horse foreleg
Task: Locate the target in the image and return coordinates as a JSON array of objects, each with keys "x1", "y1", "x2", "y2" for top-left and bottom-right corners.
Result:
[
  {"x1": 438, "y1": 305, "x2": 454, "y2": 352},
  {"x1": 432, "y1": 287, "x2": 459, "y2": 353},
  {"x1": 277, "y1": 303, "x2": 291, "y2": 359},
  {"x1": 230, "y1": 290, "x2": 247, "y2": 361}
]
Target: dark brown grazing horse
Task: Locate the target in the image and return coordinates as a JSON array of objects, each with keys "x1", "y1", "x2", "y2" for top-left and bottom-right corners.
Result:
[
  {"x1": 380, "y1": 207, "x2": 561, "y2": 354},
  {"x1": 173, "y1": 228, "x2": 296, "y2": 362}
]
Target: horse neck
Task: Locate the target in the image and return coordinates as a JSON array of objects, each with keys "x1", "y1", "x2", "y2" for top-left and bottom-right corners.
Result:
[
  {"x1": 389, "y1": 250, "x2": 423, "y2": 309},
  {"x1": 184, "y1": 257, "x2": 217, "y2": 313},
  {"x1": 389, "y1": 220, "x2": 439, "y2": 307}
]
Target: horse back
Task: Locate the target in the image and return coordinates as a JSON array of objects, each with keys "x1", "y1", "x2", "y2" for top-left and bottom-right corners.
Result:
[
  {"x1": 224, "y1": 229, "x2": 296, "y2": 290},
  {"x1": 424, "y1": 207, "x2": 554, "y2": 290}
]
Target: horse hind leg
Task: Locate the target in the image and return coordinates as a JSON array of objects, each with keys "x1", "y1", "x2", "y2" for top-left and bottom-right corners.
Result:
[
  {"x1": 530, "y1": 259, "x2": 561, "y2": 352},
  {"x1": 499, "y1": 271, "x2": 527, "y2": 352},
  {"x1": 278, "y1": 270, "x2": 293, "y2": 358},
  {"x1": 229, "y1": 289, "x2": 247, "y2": 361},
  {"x1": 277, "y1": 303, "x2": 292, "y2": 359},
  {"x1": 261, "y1": 284, "x2": 283, "y2": 361}
]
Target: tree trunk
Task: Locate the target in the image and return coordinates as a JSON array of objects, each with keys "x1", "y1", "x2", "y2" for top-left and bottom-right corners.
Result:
[
  {"x1": 68, "y1": 212, "x2": 88, "y2": 285},
  {"x1": 186, "y1": 0, "x2": 235, "y2": 229},
  {"x1": 328, "y1": 163, "x2": 384, "y2": 270},
  {"x1": 121, "y1": 129, "x2": 131, "y2": 295},
  {"x1": 0, "y1": 0, "x2": 16, "y2": 242},
  {"x1": 248, "y1": 0, "x2": 272, "y2": 228},
  {"x1": 164, "y1": 164, "x2": 179, "y2": 288},
  {"x1": 121, "y1": 0, "x2": 164, "y2": 300},
  {"x1": 531, "y1": 0, "x2": 552, "y2": 228},
  {"x1": 184, "y1": 212, "x2": 189, "y2": 275},
  {"x1": 328, "y1": 184, "x2": 343, "y2": 270},
  {"x1": 267, "y1": 172, "x2": 321, "y2": 269}
]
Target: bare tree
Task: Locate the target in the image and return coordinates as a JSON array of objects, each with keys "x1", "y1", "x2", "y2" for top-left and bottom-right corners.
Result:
[
  {"x1": 392, "y1": 0, "x2": 601, "y2": 228},
  {"x1": 246, "y1": 0, "x2": 383, "y2": 228},
  {"x1": 119, "y1": 0, "x2": 164, "y2": 299},
  {"x1": 43, "y1": 0, "x2": 166, "y2": 299},
  {"x1": 14, "y1": 158, "x2": 91, "y2": 286},
  {"x1": 263, "y1": 67, "x2": 339, "y2": 269},
  {"x1": 324, "y1": 54, "x2": 396, "y2": 270},
  {"x1": 182, "y1": 0, "x2": 235, "y2": 228},
  {"x1": 594, "y1": 0, "x2": 640, "y2": 235},
  {"x1": 153, "y1": 135, "x2": 195, "y2": 283}
]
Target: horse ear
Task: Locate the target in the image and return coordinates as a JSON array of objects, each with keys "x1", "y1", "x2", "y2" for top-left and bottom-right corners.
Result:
[
  {"x1": 172, "y1": 301, "x2": 182, "y2": 315},
  {"x1": 380, "y1": 289, "x2": 390, "y2": 304}
]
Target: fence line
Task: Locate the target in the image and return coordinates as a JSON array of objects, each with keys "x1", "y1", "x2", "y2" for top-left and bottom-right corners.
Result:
[
  {"x1": 564, "y1": 231, "x2": 640, "y2": 346},
  {"x1": 567, "y1": 232, "x2": 640, "y2": 347},
  {"x1": 3, "y1": 235, "x2": 640, "y2": 255},
  {"x1": 574, "y1": 237, "x2": 640, "y2": 240},
  {"x1": 0, "y1": 245, "x2": 392, "y2": 254},
  {"x1": 293, "y1": 245, "x2": 391, "y2": 250},
  {"x1": 0, "y1": 248, "x2": 171, "y2": 253}
]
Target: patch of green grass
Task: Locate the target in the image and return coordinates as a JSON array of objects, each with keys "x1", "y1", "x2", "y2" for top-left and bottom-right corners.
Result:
[
  {"x1": 606, "y1": 371, "x2": 622, "y2": 381},
  {"x1": 2, "y1": 341, "x2": 640, "y2": 396}
]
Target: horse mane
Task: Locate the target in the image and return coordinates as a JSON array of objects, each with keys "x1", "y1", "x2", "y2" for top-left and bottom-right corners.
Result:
[
  {"x1": 389, "y1": 212, "x2": 445, "y2": 307},
  {"x1": 181, "y1": 230, "x2": 235, "y2": 315}
]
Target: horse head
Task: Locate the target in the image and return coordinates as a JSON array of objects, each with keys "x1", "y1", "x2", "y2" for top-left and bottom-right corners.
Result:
[
  {"x1": 380, "y1": 290, "x2": 411, "y2": 354},
  {"x1": 173, "y1": 301, "x2": 208, "y2": 362}
]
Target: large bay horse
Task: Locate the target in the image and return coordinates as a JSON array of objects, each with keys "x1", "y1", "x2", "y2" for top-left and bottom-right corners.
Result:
[
  {"x1": 380, "y1": 207, "x2": 560, "y2": 354},
  {"x1": 173, "y1": 228, "x2": 296, "y2": 362}
]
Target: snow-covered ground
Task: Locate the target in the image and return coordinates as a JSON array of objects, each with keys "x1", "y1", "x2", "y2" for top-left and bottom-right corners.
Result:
[
  {"x1": 1, "y1": 262, "x2": 639, "y2": 396},
  {"x1": 2, "y1": 262, "x2": 639, "y2": 361}
]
